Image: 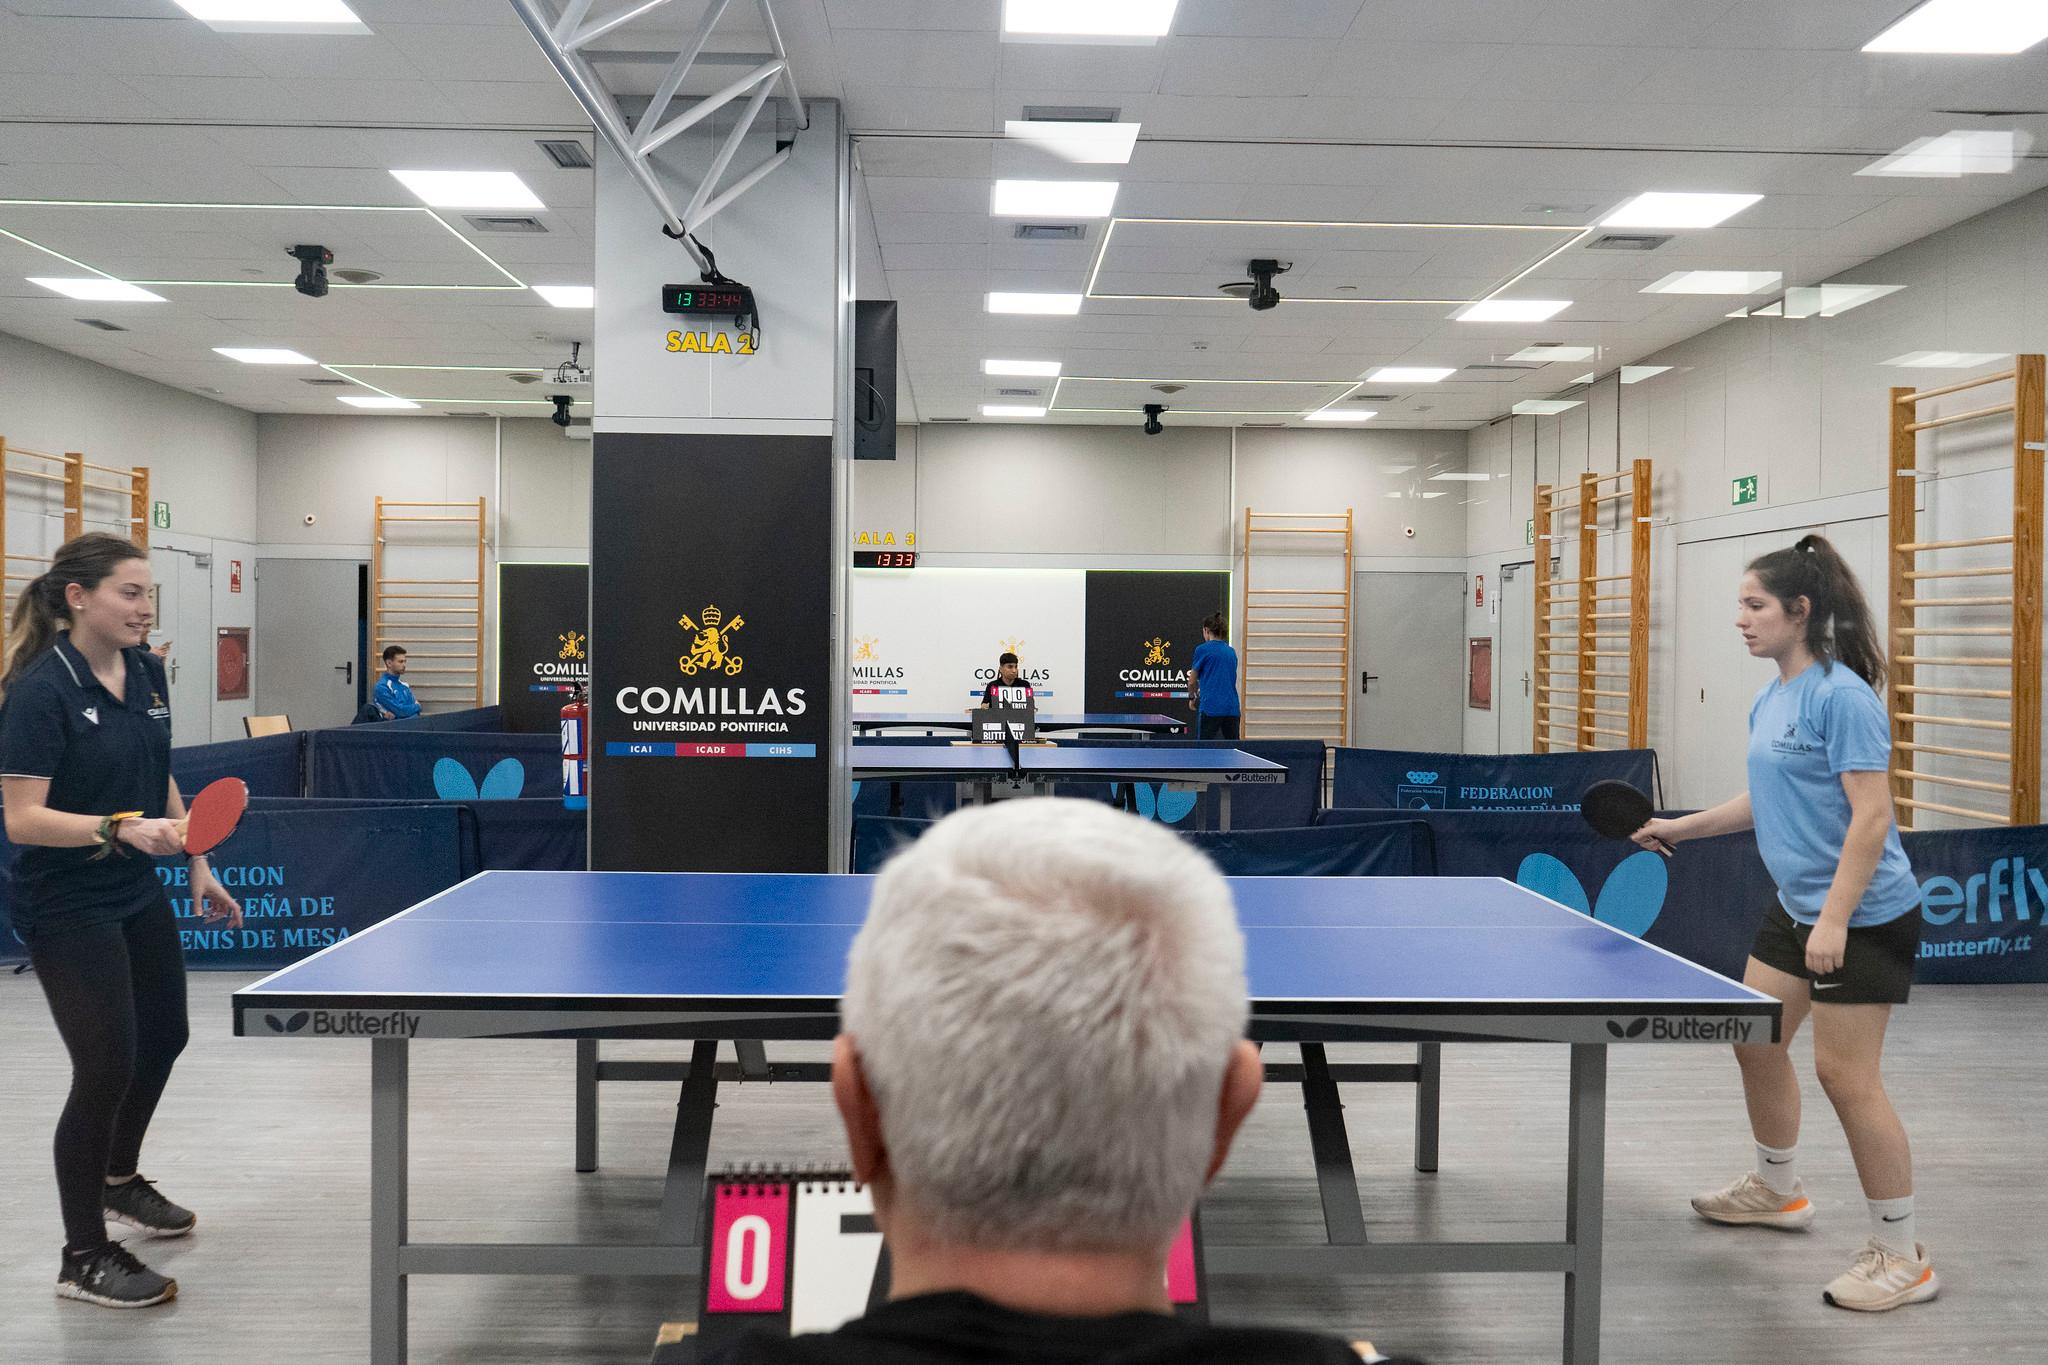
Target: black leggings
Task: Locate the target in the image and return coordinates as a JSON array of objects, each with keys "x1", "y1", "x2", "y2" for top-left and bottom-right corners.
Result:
[{"x1": 28, "y1": 895, "x2": 190, "y2": 1253}]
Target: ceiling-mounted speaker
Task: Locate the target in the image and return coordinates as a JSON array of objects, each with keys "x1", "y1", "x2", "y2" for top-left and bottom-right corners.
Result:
[{"x1": 854, "y1": 301, "x2": 898, "y2": 462}]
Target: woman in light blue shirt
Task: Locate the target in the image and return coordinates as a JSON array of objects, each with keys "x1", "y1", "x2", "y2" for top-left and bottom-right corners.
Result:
[{"x1": 1634, "y1": 535, "x2": 1935, "y2": 1313}]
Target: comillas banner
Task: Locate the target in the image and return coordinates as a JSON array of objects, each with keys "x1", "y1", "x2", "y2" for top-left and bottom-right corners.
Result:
[
  {"x1": 590, "y1": 432, "x2": 833, "y2": 872},
  {"x1": 1082, "y1": 570, "x2": 1229, "y2": 715},
  {"x1": 846, "y1": 568, "x2": 1085, "y2": 713},
  {"x1": 497, "y1": 562, "x2": 590, "y2": 733},
  {"x1": 1332, "y1": 746, "x2": 1661, "y2": 811}
]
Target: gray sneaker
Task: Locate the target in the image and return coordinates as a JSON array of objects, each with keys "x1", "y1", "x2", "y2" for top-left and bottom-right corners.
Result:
[
  {"x1": 104, "y1": 1176, "x2": 196, "y2": 1238},
  {"x1": 56, "y1": 1243, "x2": 177, "y2": 1308}
]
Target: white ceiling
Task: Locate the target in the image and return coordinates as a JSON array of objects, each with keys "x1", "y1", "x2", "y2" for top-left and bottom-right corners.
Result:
[{"x1": 1, "y1": 0, "x2": 2046, "y2": 426}]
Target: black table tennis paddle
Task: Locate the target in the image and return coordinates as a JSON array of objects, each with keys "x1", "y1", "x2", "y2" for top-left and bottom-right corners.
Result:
[{"x1": 1580, "y1": 779, "x2": 1670, "y2": 854}]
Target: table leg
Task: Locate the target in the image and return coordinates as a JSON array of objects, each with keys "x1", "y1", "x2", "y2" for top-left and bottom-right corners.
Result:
[
  {"x1": 1299, "y1": 1043, "x2": 1368, "y2": 1245},
  {"x1": 654, "y1": 1040, "x2": 722, "y2": 1246},
  {"x1": 575, "y1": 1038, "x2": 599, "y2": 1173},
  {"x1": 1563, "y1": 1043, "x2": 1607, "y2": 1365},
  {"x1": 371, "y1": 1038, "x2": 409, "y2": 1365},
  {"x1": 1413, "y1": 1043, "x2": 1441, "y2": 1173},
  {"x1": 1220, "y1": 786, "x2": 1233, "y2": 832}
]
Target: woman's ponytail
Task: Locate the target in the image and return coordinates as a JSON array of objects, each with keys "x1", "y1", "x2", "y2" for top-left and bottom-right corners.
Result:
[{"x1": 1747, "y1": 533, "x2": 1886, "y2": 691}]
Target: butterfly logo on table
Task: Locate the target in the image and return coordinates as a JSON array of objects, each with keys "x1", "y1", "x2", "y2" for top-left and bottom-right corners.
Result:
[
  {"x1": 432, "y1": 757, "x2": 526, "y2": 801},
  {"x1": 558, "y1": 630, "x2": 586, "y2": 661},
  {"x1": 264, "y1": 1011, "x2": 310, "y2": 1034},
  {"x1": 679, "y1": 604, "x2": 744, "y2": 676}
]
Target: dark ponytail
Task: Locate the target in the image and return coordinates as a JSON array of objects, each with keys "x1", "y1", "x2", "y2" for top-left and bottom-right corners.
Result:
[
  {"x1": 1746, "y1": 534, "x2": 1885, "y2": 691},
  {"x1": 1, "y1": 533, "x2": 148, "y2": 703}
]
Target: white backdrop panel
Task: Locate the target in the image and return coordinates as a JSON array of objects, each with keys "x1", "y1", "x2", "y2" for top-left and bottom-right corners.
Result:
[{"x1": 849, "y1": 568, "x2": 1086, "y2": 712}]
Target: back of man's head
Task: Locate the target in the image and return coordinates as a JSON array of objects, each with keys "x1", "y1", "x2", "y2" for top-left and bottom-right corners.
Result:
[{"x1": 842, "y1": 799, "x2": 1247, "y2": 1255}]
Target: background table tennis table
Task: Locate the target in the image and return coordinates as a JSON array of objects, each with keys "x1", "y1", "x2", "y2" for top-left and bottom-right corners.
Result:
[
  {"x1": 236, "y1": 869, "x2": 1774, "y2": 1365},
  {"x1": 850, "y1": 743, "x2": 1284, "y2": 830},
  {"x1": 852, "y1": 711, "x2": 1188, "y2": 737}
]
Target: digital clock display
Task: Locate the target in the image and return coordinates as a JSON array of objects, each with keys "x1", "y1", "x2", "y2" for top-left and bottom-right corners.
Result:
[
  {"x1": 854, "y1": 551, "x2": 918, "y2": 569},
  {"x1": 663, "y1": 284, "x2": 752, "y2": 315}
]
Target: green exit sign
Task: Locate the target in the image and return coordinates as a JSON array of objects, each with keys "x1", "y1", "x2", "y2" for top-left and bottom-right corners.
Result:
[
  {"x1": 1525, "y1": 518, "x2": 1535, "y2": 546},
  {"x1": 151, "y1": 501, "x2": 170, "y2": 529},
  {"x1": 1731, "y1": 475, "x2": 1759, "y2": 507}
]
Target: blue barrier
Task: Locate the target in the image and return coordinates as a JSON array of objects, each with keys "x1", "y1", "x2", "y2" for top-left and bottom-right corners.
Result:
[
  {"x1": 305, "y1": 729, "x2": 560, "y2": 800},
  {"x1": 171, "y1": 731, "x2": 305, "y2": 799},
  {"x1": 378, "y1": 705, "x2": 509, "y2": 733},
  {"x1": 1332, "y1": 746, "x2": 1661, "y2": 812},
  {"x1": 1182, "y1": 819, "x2": 1434, "y2": 878},
  {"x1": 246, "y1": 796, "x2": 585, "y2": 876}
]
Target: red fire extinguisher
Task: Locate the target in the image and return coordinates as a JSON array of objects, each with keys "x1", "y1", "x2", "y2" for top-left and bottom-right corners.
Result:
[{"x1": 561, "y1": 685, "x2": 588, "y2": 811}]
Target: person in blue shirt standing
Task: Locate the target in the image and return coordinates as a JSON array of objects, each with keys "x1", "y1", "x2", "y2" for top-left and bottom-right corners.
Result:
[
  {"x1": 1633, "y1": 535, "x2": 1934, "y2": 1314},
  {"x1": 373, "y1": 645, "x2": 421, "y2": 720},
  {"x1": 1186, "y1": 613, "x2": 1240, "y2": 741}
]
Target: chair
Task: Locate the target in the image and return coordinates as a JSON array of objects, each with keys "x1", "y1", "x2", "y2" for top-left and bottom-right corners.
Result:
[{"x1": 244, "y1": 715, "x2": 291, "y2": 738}]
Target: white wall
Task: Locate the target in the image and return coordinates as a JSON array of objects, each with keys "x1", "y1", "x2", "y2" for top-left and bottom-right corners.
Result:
[{"x1": 1471, "y1": 185, "x2": 2048, "y2": 821}]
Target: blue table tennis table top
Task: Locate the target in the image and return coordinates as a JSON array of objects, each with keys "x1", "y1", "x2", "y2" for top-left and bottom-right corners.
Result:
[
  {"x1": 237, "y1": 872, "x2": 1768, "y2": 1031},
  {"x1": 853, "y1": 712, "x2": 1187, "y2": 734},
  {"x1": 848, "y1": 744, "x2": 1284, "y2": 780}
]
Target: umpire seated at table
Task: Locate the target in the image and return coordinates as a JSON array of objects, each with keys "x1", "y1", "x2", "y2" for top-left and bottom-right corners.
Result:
[{"x1": 702, "y1": 799, "x2": 1411, "y2": 1364}]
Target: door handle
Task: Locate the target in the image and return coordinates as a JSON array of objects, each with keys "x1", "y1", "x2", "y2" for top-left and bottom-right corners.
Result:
[
  {"x1": 1359, "y1": 671, "x2": 1378, "y2": 695},
  {"x1": 336, "y1": 660, "x2": 353, "y2": 685},
  {"x1": 1521, "y1": 670, "x2": 1531, "y2": 697},
  {"x1": 168, "y1": 657, "x2": 179, "y2": 684}
]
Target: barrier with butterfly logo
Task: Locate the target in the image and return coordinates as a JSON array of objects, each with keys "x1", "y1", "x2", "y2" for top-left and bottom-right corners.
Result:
[{"x1": 304, "y1": 728, "x2": 560, "y2": 801}]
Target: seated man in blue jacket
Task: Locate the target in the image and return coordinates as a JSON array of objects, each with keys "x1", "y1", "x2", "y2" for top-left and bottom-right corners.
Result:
[{"x1": 372, "y1": 645, "x2": 421, "y2": 720}]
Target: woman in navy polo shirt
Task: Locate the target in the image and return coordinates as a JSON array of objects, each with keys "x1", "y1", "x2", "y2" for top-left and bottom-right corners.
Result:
[
  {"x1": 0, "y1": 534, "x2": 241, "y2": 1309},
  {"x1": 1634, "y1": 535, "x2": 1934, "y2": 1313}
]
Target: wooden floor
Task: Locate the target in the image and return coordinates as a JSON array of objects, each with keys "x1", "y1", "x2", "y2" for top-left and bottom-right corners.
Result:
[{"x1": 1, "y1": 971, "x2": 2041, "y2": 1364}]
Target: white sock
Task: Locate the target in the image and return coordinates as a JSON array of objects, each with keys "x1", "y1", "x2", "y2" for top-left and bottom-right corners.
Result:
[
  {"x1": 1755, "y1": 1141, "x2": 1799, "y2": 1195},
  {"x1": 1868, "y1": 1195, "x2": 1916, "y2": 1257}
]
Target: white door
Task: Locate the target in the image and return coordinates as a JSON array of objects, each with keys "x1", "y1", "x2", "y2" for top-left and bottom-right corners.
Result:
[
  {"x1": 1672, "y1": 537, "x2": 1752, "y2": 808},
  {"x1": 254, "y1": 559, "x2": 363, "y2": 730},
  {"x1": 148, "y1": 548, "x2": 213, "y2": 745},
  {"x1": 1350, "y1": 571, "x2": 1466, "y2": 752},
  {"x1": 1497, "y1": 560, "x2": 1536, "y2": 753}
]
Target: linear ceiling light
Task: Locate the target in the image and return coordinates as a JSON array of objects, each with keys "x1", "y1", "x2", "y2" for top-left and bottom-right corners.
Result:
[
  {"x1": 981, "y1": 404, "x2": 1048, "y2": 417},
  {"x1": 1884, "y1": 350, "x2": 2010, "y2": 367},
  {"x1": 1429, "y1": 472, "x2": 1491, "y2": 481},
  {"x1": 1621, "y1": 365, "x2": 1672, "y2": 383},
  {"x1": 1860, "y1": 129, "x2": 2024, "y2": 177},
  {"x1": 1864, "y1": 0, "x2": 2048, "y2": 52},
  {"x1": 1368, "y1": 366, "x2": 1456, "y2": 383},
  {"x1": 215, "y1": 347, "x2": 317, "y2": 365},
  {"x1": 389, "y1": 170, "x2": 544, "y2": 211},
  {"x1": 1782, "y1": 283, "x2": 1905, "y2": 317},
  {"x1": 1512, "y1": 399, "x2": 1583, "y2": 415},
  {"x1": 27, "y1": 276, "x2": 165, "y2": 302},
  {"x1": 1003, "y1": 0, "x2": 1179, "y2": 40},
  {"x1": 1456, "y1": 299, "x2": 1571, "y2": 322},
  {"x1": 992, "y1": 180, "x2": 1120, "y2": 217},
  {"x1": 1003, "y1": 120, "x2": 1142, "y2": 164},
  {"x1": 983, "y1": 358, "x2": 1063, "y2": 376},
  {"x1": 1305, "y1": 409, "x2": 1377, "y2": 422},
  {"x1": 1643, "y1": 270, "x2": 1782, "y2": 295},
  {"x1": 173, "y1": 0, "x2": 367, "y2": 33},
  {"x1": 987, "y1": 291, "x2": 1084, "y2": 314},
  {"x1": 532, "y1": 285, "x2": 593, "y2": 308},
  {"x1": 1602, "y1": 192, "x2": 1761, "y2": 229},
  {"x1": 338, "y1": 395, "x2": 421, "y2": 409},
  {"x1": 1509, "y1": 344, "x2": 1596, "y2": 361}
]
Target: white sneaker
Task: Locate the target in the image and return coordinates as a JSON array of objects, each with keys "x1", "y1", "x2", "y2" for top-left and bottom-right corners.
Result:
[
  {"x1": 1689, "y1": 1171, "x2": 1815, "y2": 1229},
  {"x1": 1823, "y1": 1238, "x2": 1938, "y2": 1312}
]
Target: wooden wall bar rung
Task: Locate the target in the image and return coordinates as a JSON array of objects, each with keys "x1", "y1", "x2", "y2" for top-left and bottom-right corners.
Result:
[
  {"x1": 1896, "y1": 711, "x2": 2012, "y2": 731},
  {"x1": 1892, "y1": 369, "x2": 2015, "y2": 404},
  {"x1": 1898, "y1": 796, "x2": 2008, "y2": 824},
  {"x1": 1897, "y1": 768, "x2": 2010, "y2": 795},
  {"x1": 1895, "y1": 534, "x2": 2013, "y2": 553},
  {"x1": 1901, "y1": 594, "x2": 2012, "y2": 608},
  {"x1": 1894, "y1": 654, "x2": 2012, "y2": 667},
  {"x1": 1896, "y1": 684, "x2": 2012, "y2": 700},
  {"x1": 1906, "y1": 402, "x2": 2015, "y2": 433},
  {"x1": 1894, "y1": 626, "x2": 2010, "y2": 637},
  {"x1": 1897, "y1": 739, "x2": 2010, "y2": 763}
]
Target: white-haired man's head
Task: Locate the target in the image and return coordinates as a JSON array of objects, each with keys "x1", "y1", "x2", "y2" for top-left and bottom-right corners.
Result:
[{"x1": 835, "y1": 798, "x2": 1257, "y2": 1256}]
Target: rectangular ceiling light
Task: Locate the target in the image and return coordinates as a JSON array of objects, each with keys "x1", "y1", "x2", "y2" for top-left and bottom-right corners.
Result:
[
  {"x1": 214, "y1": 347, "x2": 317, "y2": 365},
  {"x1": 1860, "y1": 129, "x2": 2023, "y2": 177},
  {"x1": 1428, "y1": 472, "x2": 1491, "y2": 481},
  {"x1": 174, "y1": 0, "x2": 367, "y2": 33},
  {"x1": 981, "y1": 404, "x2": 1047, "y2": 418},
  {"x1": 1456, "y1": 299, "x2": 1571, "y2": 322},
  {"x1": 1621, "y1": 365, "x2": 1672, "y2": 383},
  {"x1": 1864, "y1": 0, "x2": 2048, "y2": 52},
  {"x1": 1783, "y1": 283, "x2": 1905, "y2": 317},
  {"x1": 983, "y1": 358, "x2": 1062, "y2": 376},
  {"x1": 991, "y1": 180, "x2": 1120, "y2": 217},
  {"x1": 1368, "y1": 366, "x2": 1456, "y2": 383},
  {"x1": 1305, "y1": 409, "x2": 1377, "y2": 422},
  {"x1": 1508, "y1": 344, "x2": 1596, "y2": 361},
  {"x1": 27, "y1": 276, "x2": 165, "y2": 303},
  {"x1": 1512, "y1": 399, "x2": 1583, "y2": 415},
  {"x1": 1642, "y1": 270, "x2": 1782, "y2": 295},
  {"x1": 1004, "y1": 120, "x2": 1142, "y2": 164},
  {"x1": 1602, "y1": 192, "x2": 1762, "y2": 229},
  {"x1": 390, "y1": 170, "x2": 544, "y2": 210},
  {"x1": 1884, "y1": 350, "x2": 2010, "y2": 368},
  {"x1": 533, "y1": 285, "x2": 594, "y2": 308},
  {"x1": 987, "y1": 291, "x2": 1084, "y2": 315},
  {"x1": 338, "y1": 395, "x2": 421, "y2": 409},
  {"x1": 1003, "y1": 0, "x2": 1179, "y2": 39}
]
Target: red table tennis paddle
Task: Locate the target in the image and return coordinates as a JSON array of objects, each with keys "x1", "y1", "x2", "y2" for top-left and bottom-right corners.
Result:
[{"x1": 179, "y1": 777, "x2": 248, "y2": 855}]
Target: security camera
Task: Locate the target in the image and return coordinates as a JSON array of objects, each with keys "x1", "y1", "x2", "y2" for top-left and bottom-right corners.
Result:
[
  {"x1": 288, "y1": 244, "x2": 332, "y2": 299},
  {"x1": 550, "y1": 394, "x2": 574, "y2": 428},
  {"x1": 1246, "y1": 258, "x2": 1289, "y2": 312},
  {"x1": 303, "y1": 513, "x2": 317, "y2": 526},
  {"x1": 1142, "y1": 403, "x2": 1166, "y2": 436}
]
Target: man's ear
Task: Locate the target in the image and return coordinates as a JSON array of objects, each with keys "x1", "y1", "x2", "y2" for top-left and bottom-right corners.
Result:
[
  {"x1": 832, "y1": 1034, "x2": 890, "y2": 1188},
  {"x1": 1203, "y1": 1040, "x2": 1264, "y2": 1184}
]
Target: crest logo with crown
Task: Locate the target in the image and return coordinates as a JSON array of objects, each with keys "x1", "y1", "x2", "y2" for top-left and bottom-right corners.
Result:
[{"x1": 677, "y1": 604, "x2": 745, "y2": 676}]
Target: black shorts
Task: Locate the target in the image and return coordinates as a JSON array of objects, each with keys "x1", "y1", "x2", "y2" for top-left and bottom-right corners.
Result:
[{"x1": 1749, "y1": 898, "x2": 1921, "y2": 1006}]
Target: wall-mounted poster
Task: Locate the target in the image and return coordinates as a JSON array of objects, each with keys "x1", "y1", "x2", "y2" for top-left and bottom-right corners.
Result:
[
  {"x1": 1468, "y1": 637, "x2": 1492, "y2": 711},
  {"x1": 217, "y1": 627, "x2": 251, "y2": 701}
]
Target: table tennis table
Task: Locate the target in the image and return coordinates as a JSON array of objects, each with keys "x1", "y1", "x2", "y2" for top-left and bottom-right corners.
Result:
[
  {"x1": 235, "y1": 869, "x2": 1775, "y2": 1365},
  {"x1": 850, "y1": 743, "x2": 1284, "y2": 830},
  {"x1": 852, "y1": 711, "x2": 1188, "y2": 737}
]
